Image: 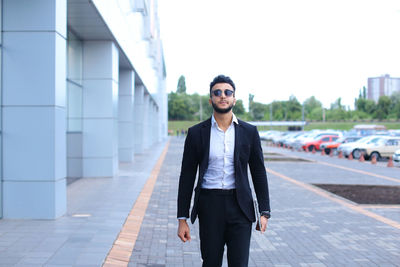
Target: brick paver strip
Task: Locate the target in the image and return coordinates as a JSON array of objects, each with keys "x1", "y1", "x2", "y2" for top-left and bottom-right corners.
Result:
[
  {"x1": 103, "y1": 139, "x2": 171, "y2": 267},
  {"x1": 267, "y1": 167, "x2": 400, "y2": 230}
]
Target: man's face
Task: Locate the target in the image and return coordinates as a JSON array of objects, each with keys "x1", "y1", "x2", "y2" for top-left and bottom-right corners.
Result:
[{"x1": 209, "y1": 83, "x2": 236, "y2": 114}]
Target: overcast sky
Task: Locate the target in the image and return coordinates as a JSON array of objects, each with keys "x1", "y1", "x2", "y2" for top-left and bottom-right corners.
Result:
[{"x1": 158, "y1": 0, "x2": 400, "y2": 109}]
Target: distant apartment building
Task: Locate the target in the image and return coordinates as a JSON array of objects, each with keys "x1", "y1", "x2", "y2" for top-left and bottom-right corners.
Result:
[{"x1": 367, "y1": 74, "x2": 400, "y2": 102}]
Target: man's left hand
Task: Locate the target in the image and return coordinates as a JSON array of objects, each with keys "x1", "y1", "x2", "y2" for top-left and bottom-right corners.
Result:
[{"x1": 260, "y1": 216, "x2": 268, "y2": 233}]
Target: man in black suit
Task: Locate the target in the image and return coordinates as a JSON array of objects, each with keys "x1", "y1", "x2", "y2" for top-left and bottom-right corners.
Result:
[{"x1": 177, "y1": 75, "x2": 271, "y2": 267}]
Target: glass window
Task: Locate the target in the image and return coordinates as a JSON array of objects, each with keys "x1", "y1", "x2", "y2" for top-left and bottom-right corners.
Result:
[{"x1": 387, "y1": 140, "x2": 398, "y2": 146}]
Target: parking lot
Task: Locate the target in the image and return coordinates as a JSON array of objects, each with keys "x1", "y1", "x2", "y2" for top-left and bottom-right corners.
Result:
[{"x1": 261, "y1": 127, "x2": 400, "y2": 166}]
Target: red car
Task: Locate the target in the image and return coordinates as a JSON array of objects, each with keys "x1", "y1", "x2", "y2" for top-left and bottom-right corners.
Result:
[{"x1": 302, "y1": 135, "x2": 339, "y2": 152}]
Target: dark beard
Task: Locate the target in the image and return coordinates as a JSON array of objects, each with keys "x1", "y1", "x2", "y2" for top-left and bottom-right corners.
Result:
[{"x1": 211, "y1": 101, "x2": 234, "y2": 114}]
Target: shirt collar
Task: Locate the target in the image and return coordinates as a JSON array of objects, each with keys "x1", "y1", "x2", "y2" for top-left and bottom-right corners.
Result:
[{"x1": 211, "y1": 113, "x2": 239, "y2": 127}]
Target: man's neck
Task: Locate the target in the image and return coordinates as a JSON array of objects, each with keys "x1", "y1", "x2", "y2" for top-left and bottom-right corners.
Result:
[{"x1": 213, "y1": 111, "x2": 233, "y2": 132}]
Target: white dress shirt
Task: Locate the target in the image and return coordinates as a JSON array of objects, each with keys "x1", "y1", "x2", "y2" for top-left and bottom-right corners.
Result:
[{"x1": 201, "y1": 114, "x2": 238, "y2": 189}]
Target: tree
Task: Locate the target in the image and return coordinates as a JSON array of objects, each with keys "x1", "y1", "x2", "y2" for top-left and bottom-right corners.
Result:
[
  {"x1": 303, "y1": 96, "x2": 322, "y2": 117},
  {"x1": 286, "y1": 95, "x2": 302, "y2": 120},
  {"x1": 389, "y1": 91, "x2": 400, "y2": 119},
  {"x1": 375, "y1": 96, "x2": 391, "y2": 120},
  {"x1": 328, "y1": 98, "x2": 347, "y2": 120},
  {"x1": 271, "y1": 101, "x2": 285, "y2": 120},
  {"x1": 177, "y1": 75, "x2": 187, "y2": 94},
  {"x1": 233, "y1": 99, "x2": 246, "y2": 117},
  {"x1": 200, "y1": 95, "x2": 213, "y2": 119},
  {"x1": 330, "y1": 97, "x2": 343, "y2": 110},
  {"x1": 309, "y1": 107, "x2": 324, "y2": 121},
  {"x1": 168, "y1": 92, "x2": 195, "y2": 120},
  {"x1": 250, "y1": 102, "x2": 267, "y2": 120}
]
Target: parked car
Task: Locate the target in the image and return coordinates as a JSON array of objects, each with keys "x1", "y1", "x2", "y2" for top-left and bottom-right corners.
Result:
[
  {"x1": 393, "y1": 149, "x2": 400, "y2": 166},
  {"x1": 274, "y1": 131, "x2": 298, "y2": 147},
  {"x1": 354, "y1": 136, "x2": 400, "y2": 160},
  {"x1": 320, "y1": 136, "x2": 362, "y2": 155},
  {"x1": 271, "y1": 131, "x2": 290, "y2": 145},
  {"x1": 337, "y1": 135, "x2": 384, "y2": 158},
  {"x1": 302, "y1": 135, "x2": 339, "y2": 151},
  {"x1": 259, "y1": 130, "x2": 280, "y2": 141},
  {"x1": 282, "y1": 131, "x2": 305, "y2": 148},
  {"x1": 293, "y1": 130, "x2": 341, "y2": 150}
]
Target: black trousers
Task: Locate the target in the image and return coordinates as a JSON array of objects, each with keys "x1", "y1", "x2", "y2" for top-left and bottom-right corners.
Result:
[{"x1": 198, "y1": 189, "x2": 252, "y2": 267}]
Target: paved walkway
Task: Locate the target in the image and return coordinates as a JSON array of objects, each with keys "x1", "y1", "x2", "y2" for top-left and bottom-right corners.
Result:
[
  {"x1": 0, "y1": 140, "x2": 167, "y2": 267},
  {"x1": 1, "y1": 137, "x2": 400, "y2": 266},
  {"x1": 128, "y1": 138, "x2": 400, "y2": 267}
]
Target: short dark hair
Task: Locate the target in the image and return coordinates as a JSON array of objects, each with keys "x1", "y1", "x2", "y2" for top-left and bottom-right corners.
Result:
[{"x1": 209, "y1": 75, "x2": 236, "y2": 95}]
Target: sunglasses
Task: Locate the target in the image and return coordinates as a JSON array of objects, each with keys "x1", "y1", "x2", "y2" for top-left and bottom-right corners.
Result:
[{"x1": 211, "y1": 89, "x2": 235, "y2": 97}]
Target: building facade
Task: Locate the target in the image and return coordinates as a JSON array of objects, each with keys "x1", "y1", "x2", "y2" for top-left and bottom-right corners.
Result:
[
  {"x1": 367, "y1": 74, "x2": 400, "y2": 102},
  {"x1": 0, "y1": 0, "x2": 167, "y2": 219}
]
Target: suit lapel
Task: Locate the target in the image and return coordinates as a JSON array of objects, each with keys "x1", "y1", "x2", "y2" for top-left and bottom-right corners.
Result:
[
  {"x1": 234, "y1": 122, "x2": 242, "y2": 168},
  {"x1": 200, "y1": 118, "x2": 211, "y2": 169}
]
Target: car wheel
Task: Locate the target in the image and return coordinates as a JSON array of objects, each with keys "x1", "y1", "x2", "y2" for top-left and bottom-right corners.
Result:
[
  {"x1": 325, "y1": 148, "x2": 331, "y2": 154},
  {"x1": 352, "y1": 149, "x2": 361, "y2": 159},
  {"x1": 308, "y1": 145, "x2": 315, "y2": 152},
  {"x1": 370, "y1": 152, "x2": 380, "y2": 161}
]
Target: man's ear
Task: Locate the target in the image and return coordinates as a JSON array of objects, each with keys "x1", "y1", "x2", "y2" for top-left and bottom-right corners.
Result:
[{"x1": 209, "y1": 98, "x2": 212, "y2": 105}]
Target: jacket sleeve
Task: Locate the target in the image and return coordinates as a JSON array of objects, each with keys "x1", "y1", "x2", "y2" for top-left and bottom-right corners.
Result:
[
  {"x1": 248, "y1": 127, "x2": 271, "y2": 213},
  {"x1": 177, "y1": 128, "x2": 199, "y2": 218}
]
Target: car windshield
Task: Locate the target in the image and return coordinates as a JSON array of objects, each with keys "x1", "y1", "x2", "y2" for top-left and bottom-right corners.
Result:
[
  {"x1": 357, "y1": 136, "x2": 379, "y2": 144},
  {"x1": 365, "y1": 137, "x2": 383, "y2": 145}
]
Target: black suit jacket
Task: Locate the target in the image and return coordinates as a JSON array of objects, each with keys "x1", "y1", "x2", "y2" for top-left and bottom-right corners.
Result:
[{"x1": 177, "y1": 118, "x2": 270, "y2": 224}]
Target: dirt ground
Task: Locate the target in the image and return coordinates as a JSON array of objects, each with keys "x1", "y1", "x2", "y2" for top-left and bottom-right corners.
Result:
[{"x1": 313, "y1": 184, "x2": 400, "y2": 204}]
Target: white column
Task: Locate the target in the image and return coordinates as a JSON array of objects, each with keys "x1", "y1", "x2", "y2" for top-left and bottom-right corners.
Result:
[
  {"x1": 118, "y1": 70, "x2": 135, "y2": 162},
  {"x1": 149, "y1": 102, "x2": 155, "y2": 146},
  {"x1": 150, "y1": 104, "x2": 155, "y2": 145},
  {"x1": 152, "y1": 104, "x2": 159, "y2": 144},
  {"x1": 82, "y1": 41, "x2": 119, "y2": 177},
  {"x1": 134, "y1": 85, "x2": 144, "y2": 153},
  {"x1": 155, "y1": 105, "x2": 161, "y2": 142},
  {"x1": 142, "y1": 93, "x2": 150, "y2": 149},
  {"x1": 2, "y1": 0, "x2": 67, "y2": 219}
]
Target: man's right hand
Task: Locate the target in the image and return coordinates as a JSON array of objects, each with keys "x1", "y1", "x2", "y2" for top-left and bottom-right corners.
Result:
[{"x1": 177, "y1": 219, "x2": 191, "y2": 242}]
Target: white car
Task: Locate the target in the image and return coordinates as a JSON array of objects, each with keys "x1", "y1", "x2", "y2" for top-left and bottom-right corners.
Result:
[
  {"x1": 352, "y1": 136, "x2": 400, "y2": 160},
  {"x1": 337, "y1": 135, "x2": 384, "y2": 158}
]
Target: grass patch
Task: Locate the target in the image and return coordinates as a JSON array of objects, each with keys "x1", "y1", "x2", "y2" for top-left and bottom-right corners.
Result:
[{"x1": 168, "y1": 120, "x2": 201, "y2": 135}]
